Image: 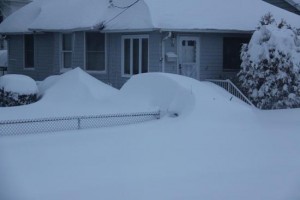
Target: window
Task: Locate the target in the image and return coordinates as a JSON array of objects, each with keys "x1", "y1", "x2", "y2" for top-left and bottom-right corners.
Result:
[
  {"x1": 61, "y1": 33, "x2": 73, "y2": 69},
  {"x1": 122, "y1": 35, "x2": 148, "y2": 76},
  {"x1": 85, "y1": 32, "x2": 105, "y2": 72},
  {"x1": 24, "y1": 34, "x2": 34, "y2": 69},
  {"x1": 223, "y1": 37, "x2": 250, "y2": 71}
]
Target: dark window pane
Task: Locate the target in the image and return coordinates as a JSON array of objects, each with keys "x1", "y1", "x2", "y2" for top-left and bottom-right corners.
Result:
[
  {"x1": 86, "y1": 32, "x2": 105, "y2": 71},
  {"x1": 86, "y1": 32, "x2": 105, "y2": 51},
  {"x1": 142, "y1": 38, "x2": 148, "y2": 73},
  {"x1": 188, "y1": 40, "x2": 195, "y2": 46},
  {"x1": 223, "y1": 37, "x2": 251, "y2": 70},
  {"x1": 124, "y1": 39, "x2": 131, "y2": 75},
  {"x1": 86, "y1": 52, "x2": 105, "y2": 71},
  {"x1": 63, "y1": 52, "x2": 72, "y2": 68},
  {"x1": 25, "y1": 35, "x2": 34, "y2": 68},
  {"x1": 132, "y1": 39, "x2": 139, "y2": 75},
  {"x1": 63, "y1": 34, "x2": 72, "y2": 51}
]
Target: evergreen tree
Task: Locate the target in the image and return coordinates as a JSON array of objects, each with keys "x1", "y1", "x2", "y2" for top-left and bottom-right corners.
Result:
[{"x1": 238, "y1": 14, "x2": 300, "y2": 109}]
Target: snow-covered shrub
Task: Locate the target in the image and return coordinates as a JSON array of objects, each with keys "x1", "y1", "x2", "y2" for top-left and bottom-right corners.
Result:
[
  {"x1": 238, "y1": 13, "x2": 300, "y2": 109},
  {"x1": 0, "y1": 74, "x2": 38, "y2": 107}
]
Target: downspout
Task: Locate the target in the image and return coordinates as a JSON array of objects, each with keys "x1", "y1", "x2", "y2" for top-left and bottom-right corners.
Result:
[{"x1": 161, "y1": 31, "x2": 172, "y2": 73}]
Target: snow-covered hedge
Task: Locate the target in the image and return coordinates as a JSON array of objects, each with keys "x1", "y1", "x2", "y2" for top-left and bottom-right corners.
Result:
[
  {"x1": 0, "y1": 74, "x2": 38, "y2": 107},
  {"x1": 238, "y1": 14, "x2": 300, "y2": 109}
]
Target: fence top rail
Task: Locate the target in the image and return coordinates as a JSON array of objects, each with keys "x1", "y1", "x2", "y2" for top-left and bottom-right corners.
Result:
[{"x1": 0, "y1": 111, "x2": 161, "y2": 125}]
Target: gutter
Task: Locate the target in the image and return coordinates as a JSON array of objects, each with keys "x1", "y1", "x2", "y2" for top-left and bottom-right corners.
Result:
[{"x1": 285, "y1": 0, "x2": 300, "y2": 10}]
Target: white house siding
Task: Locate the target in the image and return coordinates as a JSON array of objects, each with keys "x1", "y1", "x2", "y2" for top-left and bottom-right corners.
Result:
[
  {"x1": 34, "y1": 33, "x2": 56, "y2": 80},
  {"x1": 6, "y1": 31, "x2": 250, "y2": 87},
  {"x1": 104, "y1": 31, "x2": 162, "y2": 89},
  {"x1": 163, "y1": 32, "x2": 251, "y2": 81},
  {"x1": 200, "y1": 33, "x2": 224, "y2": 80},
  {"x1": 7, "y1": 33, "x2": 55, "y2": 81},
  {"x1": 7, "y1": 35, "x2": 24, "y2": 74}
]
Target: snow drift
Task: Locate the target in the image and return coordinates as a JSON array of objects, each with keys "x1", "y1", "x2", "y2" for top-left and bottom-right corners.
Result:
[{"x1": 1, "y1": 71, "x2": 300, "y2": 200}]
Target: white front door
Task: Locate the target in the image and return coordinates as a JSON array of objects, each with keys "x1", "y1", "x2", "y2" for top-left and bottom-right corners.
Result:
[{"x1": 178, "y1": 36, "x2": 200, "y2": 79}]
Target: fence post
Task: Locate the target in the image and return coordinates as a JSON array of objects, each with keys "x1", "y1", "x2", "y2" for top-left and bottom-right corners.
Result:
[{"x1": 78, "y1": 118, "x2": 81, "y2": 130}]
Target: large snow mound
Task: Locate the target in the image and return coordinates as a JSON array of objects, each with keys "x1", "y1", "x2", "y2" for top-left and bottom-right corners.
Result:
[
  {"x1": 1, "y1": 72, "x2": 300, "y2": 200},
  {"x1": 0, "y1": 74, "x2": 38, "y2": 94},
  {"x1": 39, "y1": 67, "x2": 118, "y2": 103},
  {"x1": 120, "y1": 73, "x2": 195, "y2": 116},
  {"x1": 121, "y1": 73, "x2": 250, "y2": 117}
]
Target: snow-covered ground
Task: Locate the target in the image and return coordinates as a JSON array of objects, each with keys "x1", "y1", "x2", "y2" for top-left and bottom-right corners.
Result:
[{"x1": 0, "y1": 69, "x2": 300, "y2": 200}]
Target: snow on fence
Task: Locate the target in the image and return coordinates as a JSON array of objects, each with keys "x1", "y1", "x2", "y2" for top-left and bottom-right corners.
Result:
[
  {"x1": 207, "y1": 79, "x2": 255, "y2": 107},
  {"x1": 0, "y1": 111, "x2": 161, "y2": 136}
]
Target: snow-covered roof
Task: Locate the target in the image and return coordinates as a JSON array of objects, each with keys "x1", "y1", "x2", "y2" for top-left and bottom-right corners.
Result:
[{"x1": 0, "y1": 0, "x2": 300, "y2": 34}]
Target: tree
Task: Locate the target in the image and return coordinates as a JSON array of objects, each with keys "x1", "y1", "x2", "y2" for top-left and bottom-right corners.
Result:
[{"x1": 238, "y1": 13, "x2": 300, "y2": 109}]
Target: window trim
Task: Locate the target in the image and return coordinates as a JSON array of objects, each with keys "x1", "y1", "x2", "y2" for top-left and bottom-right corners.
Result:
[
  {"x1": 60, "y1": 33, "x2": 74, "y2": 72},
  {"x1": 23, "y1": 34, "x2": 35, "y2": 70},
  {"x1": 121, "y1": 35, "x2": 149, "y2": 78},
  {"x1": 84, "y1": 32, "x2": 107, "y2": 74}
]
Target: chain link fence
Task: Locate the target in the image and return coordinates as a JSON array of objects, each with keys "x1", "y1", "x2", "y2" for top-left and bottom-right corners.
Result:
[{"x1": 0, "y1": 111, "x2": 160, "y2": 136}]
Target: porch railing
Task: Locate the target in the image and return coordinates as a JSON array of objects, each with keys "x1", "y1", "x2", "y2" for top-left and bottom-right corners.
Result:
[{"x1": 207, "y1": 79, "x2": 255, "y2": 107}]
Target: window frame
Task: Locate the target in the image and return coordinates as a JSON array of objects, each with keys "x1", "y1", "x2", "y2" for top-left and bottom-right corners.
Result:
[
  {"x1": 84, "y1": 32, "x2": 107, "y2": 74},
  {"x1": 121, "y1": 35, "x2": 149, "y2": 77},
  {"x1": 60, "y1": 33, "x2": 74, "y2": 72},
  {"x1": 23, "y1": 34, "x2": 35, "y2": 70}
]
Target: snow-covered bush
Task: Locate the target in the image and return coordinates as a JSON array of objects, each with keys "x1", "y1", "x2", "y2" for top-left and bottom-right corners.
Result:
[
  {"x1": 0, "y1": 74, "x2": 38, "y2": 107},
  {"x1": 238, "y1": 13, "x2": 300, "y2": 109}
]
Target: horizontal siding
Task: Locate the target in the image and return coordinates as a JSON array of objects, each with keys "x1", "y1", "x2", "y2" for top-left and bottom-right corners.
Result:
[
  {"x1": 7, "y1": 31, "x2": 251, "y2": 88},
  {"x1": 7, "y1": 35, "x2": 24, "y2": 74},
  {"x1": 7, "y1": 34, "x2": 56, "y2": 81},
  {"x1": 106, "y1": 31, "x2": 162, "y2": 89},
  {"x1": 34, "y1": 33, "x2": 56, "y2": 80},
  {"x1": 200, "y1": 33, "x2": 223, "y2": 80}
]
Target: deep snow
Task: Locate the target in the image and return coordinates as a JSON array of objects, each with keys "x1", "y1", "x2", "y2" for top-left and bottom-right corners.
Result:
[
  {"x1": 0, "y1": 70, "x2": 300, "y2": 200},
  {"x1": 1, "y1": 0, "x2": 300, "y2": 33}
]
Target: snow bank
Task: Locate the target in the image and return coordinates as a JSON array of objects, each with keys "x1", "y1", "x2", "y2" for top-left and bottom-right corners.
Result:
[
  {"x1": 120, "y1": 73, "x2": 195, "y2": 116},
  {"x1": 0, "y1": 50, "x2": 7, "y2": 67},
  {"x1": 1, "y1": 72, "x2": 300, "y2": 200},
  {"x1": 39, "y1": 67, "x2": 117, "y2": 102},
  {"x1": 0, "y1": 74, "x2": 38, "y2": 94}
]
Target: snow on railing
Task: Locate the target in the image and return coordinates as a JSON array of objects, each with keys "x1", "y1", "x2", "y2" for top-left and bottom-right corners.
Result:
[
  {"x1": 0, "y1": 111, "x2": 161, "y2": 136},
  {"x1": 207, "y1": 79, "x2": 255, "y2": 107}
]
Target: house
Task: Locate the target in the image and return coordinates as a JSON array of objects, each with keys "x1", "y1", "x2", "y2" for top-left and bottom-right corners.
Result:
[
  {"x1": 263, "y1": 0, "x2": 300, "y2": 15},
  {"x1": 0, "y1": 0, "x2": 32, "y2": 49},
  {"x1": 0, "y1": 0, "x2": 299, "y2": 88}
]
